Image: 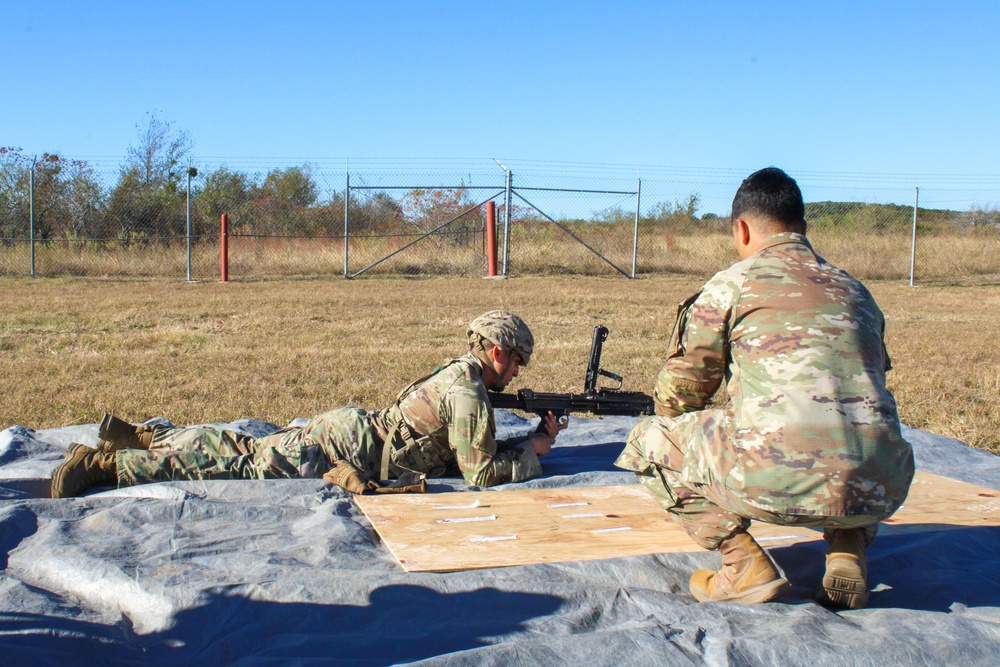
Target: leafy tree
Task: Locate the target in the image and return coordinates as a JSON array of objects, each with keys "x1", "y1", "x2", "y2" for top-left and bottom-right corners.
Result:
[
  {"x1": 399, "y1": 186, "x2": 482, "y2": 245},
  {"x1": 648, "y1": 194, "x2": 699, "y2": 220},
  {"x1": 592, "y1": 206, "x2": 633, "y2": 225},
  {"x1": 194, "y1": 166, "x2": 253, "y2": 237},
  {"x1": 347, "y1": 191, "x2": 401, "y2": 234},
  {"x1": 251, "y1": 166, "x2": 318, "y2": 234},
  {"x1": 107, "y1": 168, "x2": 181, "y2": 241},
  {"x1": 29, "y1": 153, "x2": 72, "y2": 239},
  {"x1": 259, "y1": 166, "x2": 317, "y2": 208},
  {"x1": 644, "y1": 194, "x2": 705, "y2": 231},
  {"x1": 0, "y1": 147, "x2": 30, "y2": 243},
  {"x1": 0, "y1": 148, "x2": 104, "y2": 241},
  {"x1": 304, "y1": 190, "x2": 347, "y2": 236},
  {"x1": 400, "y1": 187, "x2": 473, "y2": 230},
  {"x1": 804, "y1": 202, "x2": 957, "y2": 233}
]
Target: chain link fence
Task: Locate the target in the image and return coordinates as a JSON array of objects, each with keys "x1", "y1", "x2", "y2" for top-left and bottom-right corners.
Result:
[{"x1": 2, "y1": 152, "x2": 999, "y2": 284}]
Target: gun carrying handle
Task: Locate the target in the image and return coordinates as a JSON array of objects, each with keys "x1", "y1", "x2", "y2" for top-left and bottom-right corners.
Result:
[{"x1": 598, "y1": 369, "x2": 624, "y2": 390}]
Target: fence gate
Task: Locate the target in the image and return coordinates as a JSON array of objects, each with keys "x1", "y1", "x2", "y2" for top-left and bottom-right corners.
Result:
[
  {"x1": 344, "y1": 169, "x2": 641, "y2": 279},
  {"x1": 505, "y1": 178, "x2": 640, "y2": 278}
]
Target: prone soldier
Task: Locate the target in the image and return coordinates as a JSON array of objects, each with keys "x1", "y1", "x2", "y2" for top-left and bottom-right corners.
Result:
[{"x1": 51, "y1": 310, "x2": 567, "y2": 497}]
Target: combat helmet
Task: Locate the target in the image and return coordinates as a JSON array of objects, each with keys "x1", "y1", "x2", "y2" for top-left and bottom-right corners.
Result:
[{"x1": 467, "y1": 310, "x2": 534, "y2": 366}]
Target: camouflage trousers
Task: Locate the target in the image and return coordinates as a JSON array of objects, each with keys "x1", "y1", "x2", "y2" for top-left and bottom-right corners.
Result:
[
  {"x1": 117, "y1": 408, "x2": 383, "y2": 486},
  {"x1": 616, "y1": 416, "x2": 880, "y2": 550}
]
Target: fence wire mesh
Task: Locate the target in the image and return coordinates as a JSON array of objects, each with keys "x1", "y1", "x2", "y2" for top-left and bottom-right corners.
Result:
[
  {"x1": 2, "y1": 152, "x2": 999, "y2": 284},
  {"x1": 344, "y1": 169, "x2": 502, "y2": 278}
]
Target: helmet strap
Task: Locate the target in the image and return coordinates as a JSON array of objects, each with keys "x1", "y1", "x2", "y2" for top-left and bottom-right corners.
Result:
[{"x1": 487, "y1": 346, "x2": 517, "y2": 391}]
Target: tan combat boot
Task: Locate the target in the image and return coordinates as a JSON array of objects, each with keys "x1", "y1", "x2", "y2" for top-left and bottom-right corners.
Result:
[
  {"x1": 50, "y1": 444, "x2": 118, "y2": 498},
  {"x1": 817, "y1": 528, "x2": 869, "y2": 609},
  {"x1": 689, "y1": 531, "x2": 791, "y2": 604},
  {"x1": 97, "y1": 413, "x2": 155, "y2": 453}
]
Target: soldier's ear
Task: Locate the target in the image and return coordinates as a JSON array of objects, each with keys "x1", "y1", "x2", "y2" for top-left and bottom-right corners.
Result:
[
  {"x1": 732, "y1": 218, "x2": 752, "y2": 255},
  {"x1": 733, "y1": 218, "x2": 751, "y2": 246},
  {"x1": 486, "y1": 344, "x2": 504, "y2": 366}
]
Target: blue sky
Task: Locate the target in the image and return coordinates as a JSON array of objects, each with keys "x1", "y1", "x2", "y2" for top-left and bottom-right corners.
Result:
[{"x1": 3, "y1": 1, "x2": 999, "y2": 182}]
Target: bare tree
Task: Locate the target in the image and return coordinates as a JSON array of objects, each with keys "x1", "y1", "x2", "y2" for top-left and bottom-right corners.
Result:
[
  {"x1": 106, "y1": 114, "x2": 194, "y2": 241},
  {"x1": 125, "y1": 113, "x2": 193, "y2": 188}
]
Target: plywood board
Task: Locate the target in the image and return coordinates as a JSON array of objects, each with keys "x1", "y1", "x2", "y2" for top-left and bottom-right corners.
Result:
[
  {"x1": 354, "y1": 471, "x2": 1000, "y2": 572},
  {"x1": 880, "y1": 470, "x2": 1000, "y2": 534}
]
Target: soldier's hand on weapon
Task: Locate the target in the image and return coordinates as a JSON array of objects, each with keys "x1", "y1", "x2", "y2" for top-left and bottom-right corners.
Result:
[{"x1": 529, "y1": 411, "x2": 568, "y2": 457}]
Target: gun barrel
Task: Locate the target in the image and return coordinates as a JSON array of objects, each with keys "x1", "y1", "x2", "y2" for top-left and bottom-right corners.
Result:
[{"x1": 488, "y1": 388, "x2": 654, "y2": 418}]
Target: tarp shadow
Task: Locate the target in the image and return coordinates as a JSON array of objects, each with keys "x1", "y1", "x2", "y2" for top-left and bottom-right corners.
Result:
[
  {"x1": 0, "y1": 504, "x2": 39, "y2": 569},
  {"x1": 541, "y1": 441, "x2": 626, "y2": 476},
  {"x1": 0, "y1": 478, "x2": 52, "y2": 499},
  {"x1": 771, "y1": 525, "x2": 1000, "y2": 612},
  {"x1": 0, "y1": 584, "x2": 565, "y2": 666}
]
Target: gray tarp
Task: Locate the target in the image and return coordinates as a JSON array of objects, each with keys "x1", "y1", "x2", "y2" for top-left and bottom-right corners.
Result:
[{"x1": 1, "y1": 413, "x2": 999, "y2": 666}]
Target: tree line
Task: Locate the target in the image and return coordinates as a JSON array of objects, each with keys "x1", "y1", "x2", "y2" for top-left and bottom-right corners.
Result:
[
  {"x1": 0, "y1": 123, "x2": 496, "y2": 246},
  {"x1": 4, "y1": 115, "x2": 995, "y2": 248}
]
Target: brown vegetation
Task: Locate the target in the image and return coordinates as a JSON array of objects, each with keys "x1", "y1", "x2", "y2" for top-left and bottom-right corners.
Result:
[
  {"x1": 6, "y1": 228, "x2": 1000, "y2": 284},
  {"x1": 1, "y1": 276, "x2": 996, "y2": 455}
]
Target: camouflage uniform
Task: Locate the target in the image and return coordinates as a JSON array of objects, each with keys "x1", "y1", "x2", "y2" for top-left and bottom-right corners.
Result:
[
  {"x1": 615, "y1": 232, "x2": 914, "y2": 549},
  {"x1": 117, "y1": 352, "x2": 542, "y2": 488}
]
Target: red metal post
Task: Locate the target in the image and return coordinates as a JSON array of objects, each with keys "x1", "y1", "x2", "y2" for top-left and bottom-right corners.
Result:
[
  {"x1": 486, "y1": 201, "x2": 497, "y2": 277},
  {"x1": 220, "y1": 213, "x2": 229, "y2": 282}
]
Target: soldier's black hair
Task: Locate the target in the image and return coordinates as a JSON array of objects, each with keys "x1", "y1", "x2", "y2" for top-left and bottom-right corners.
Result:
[{"x1": 731, "y1": 167, "x2": 806, "y2": 234}]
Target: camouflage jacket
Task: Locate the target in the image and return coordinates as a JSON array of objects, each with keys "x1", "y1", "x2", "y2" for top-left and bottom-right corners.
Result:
[
  {"x1": 374, "y1": 353, "x2": 542, "y2": 486},
  {"x1": 652, "y1": 232, "x2": 913, "y2": 515}
]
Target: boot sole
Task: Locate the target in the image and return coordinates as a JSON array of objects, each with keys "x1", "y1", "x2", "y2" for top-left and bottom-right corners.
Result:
[
  {"x1": 51, "y1": 443, "x2": 89, "y2": 498},
  {"x1": 691, "y1": 577, "x2": 792, "y2": 604},
  {"x1": 820, "y1": 561, "x2": 869, "y2": 609}
]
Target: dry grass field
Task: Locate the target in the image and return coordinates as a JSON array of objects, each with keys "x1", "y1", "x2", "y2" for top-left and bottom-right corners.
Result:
[
  {"x1": 1, "y1": 275, "x2": 997, "y2": 455},
  {"x1": 5, "y1": 228, "x2": 1000, "y2": 283}
]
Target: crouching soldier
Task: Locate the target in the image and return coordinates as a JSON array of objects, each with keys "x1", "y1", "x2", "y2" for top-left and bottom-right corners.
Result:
[
  {"x1": 51, "y1": 310, "x2": 567, "y2": 498},
  {"x1": 616, "y1": 168, "x2": 914, "y2": 609}
]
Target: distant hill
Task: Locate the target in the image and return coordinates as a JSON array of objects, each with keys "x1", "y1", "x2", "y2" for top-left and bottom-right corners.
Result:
[{"x1": 805, "y1": 201, "x2": 960, "y2": 230}]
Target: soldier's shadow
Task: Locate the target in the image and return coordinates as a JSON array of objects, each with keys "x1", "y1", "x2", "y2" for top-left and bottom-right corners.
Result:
[
  {"x1": 0, "y1": 584, "x2": 565, "y2": 666},
  {"x1": 770, "y1": 525, "x2": 1000, "y2": 612}
]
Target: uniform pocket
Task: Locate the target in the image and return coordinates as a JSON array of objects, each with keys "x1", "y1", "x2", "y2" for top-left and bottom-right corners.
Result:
[{"x1": 667, "y1": 291, "x2": 702, "y2": 360}]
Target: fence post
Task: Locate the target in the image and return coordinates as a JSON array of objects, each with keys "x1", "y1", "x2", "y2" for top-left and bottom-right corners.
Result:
[
  {"x1": 502, "y1": 169, "x2": 512, "y2": 276},
  {"x1": 631, "y1": 178, "x2": 642, "y2": 278},
  {"x1": 186, "y1": 164, "x2": 192, "y2": 282},
  {"x1": 29, "y1": 156, "x2": 36, "y2": 278},
  {"x1": 909, "y1": 186, "x2": 919, "y2": 286},
  {"x1": 344, "y1": 172, "x2": 350, "y2": 279},
  {"x1": 486, "y1": 200, "x2": 498, "y2": 276},
  {"x1": 220, "y1": 213, "x2": 229, "y2": 282}
]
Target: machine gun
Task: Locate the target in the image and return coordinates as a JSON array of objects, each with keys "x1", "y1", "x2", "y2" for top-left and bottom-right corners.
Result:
[{"x1": 488, "y1": 325, "x2": 655, "y2": 425}]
